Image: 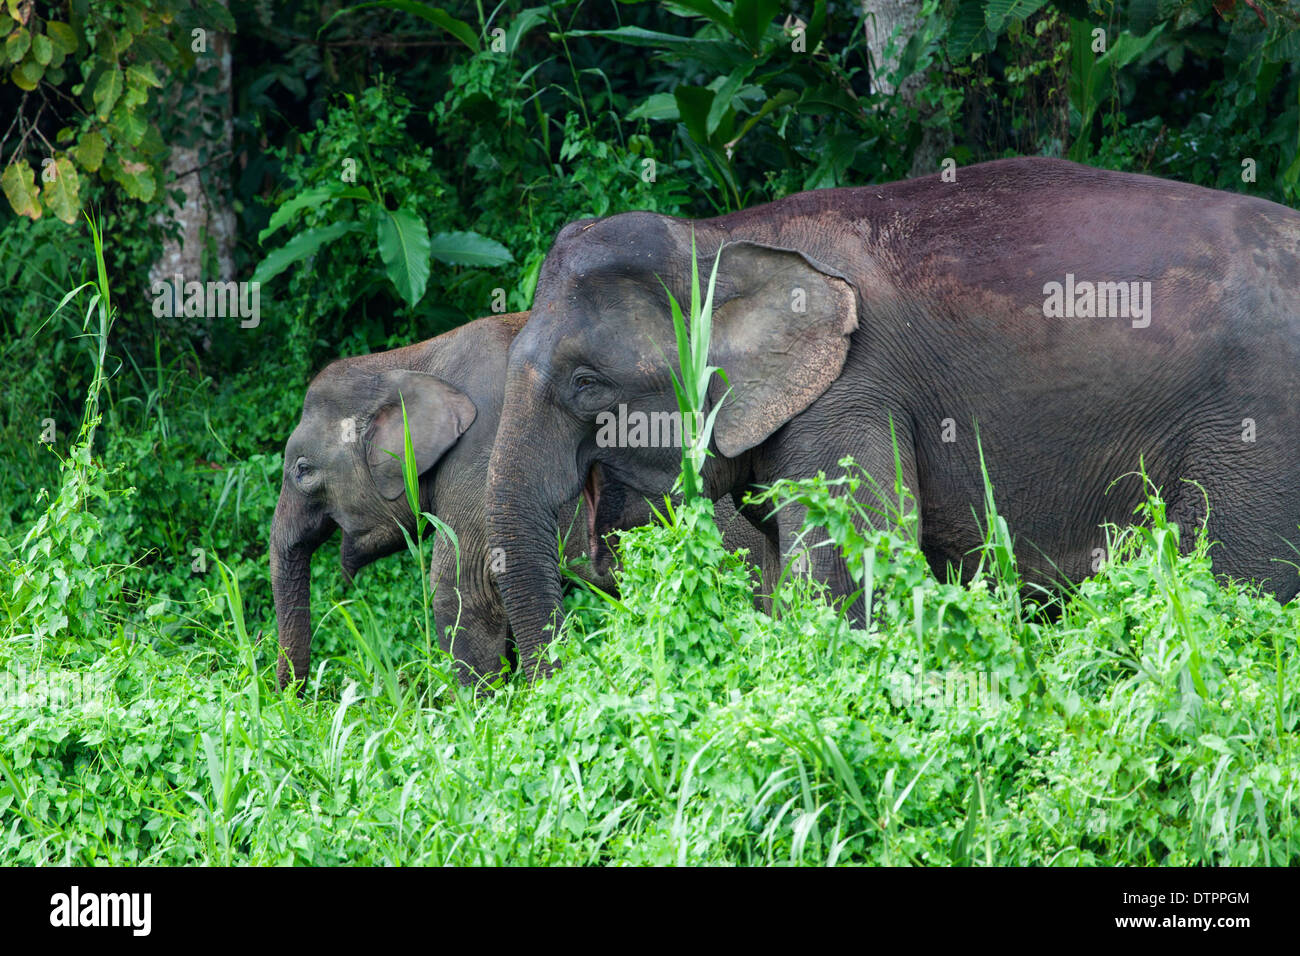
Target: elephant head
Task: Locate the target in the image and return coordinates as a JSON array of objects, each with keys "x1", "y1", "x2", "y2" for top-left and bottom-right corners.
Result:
[
  {"x1": 270, "y1": 357, "x2": 477, "y2": 688},
  {"x1": 269, "y1": 311, "x2": 694, "y2": 692},
  {"x1": 487, "y1": 214, "x2": 857, "y2": 676}
]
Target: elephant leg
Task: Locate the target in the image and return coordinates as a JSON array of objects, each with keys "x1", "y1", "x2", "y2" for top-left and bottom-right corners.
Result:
[{"x1": 1167, "y1": 443, "x2": 1300, "y2": 603}]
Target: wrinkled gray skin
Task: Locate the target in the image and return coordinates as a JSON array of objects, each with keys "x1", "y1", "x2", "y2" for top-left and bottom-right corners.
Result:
[
  {"x1": 488, "y1": 157, "x2": 1300, "y2": 679},
  {"x1": 270, "y1": 313, "x2": 772, "y2": 690}
]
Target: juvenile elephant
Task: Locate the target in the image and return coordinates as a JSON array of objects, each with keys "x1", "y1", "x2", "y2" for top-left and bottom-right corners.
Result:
[
  {"x1": 270, "y1": 313, "x2": 774, "y2": 689},
  {"x1": 487, "y1": 157, "x2": 1300, "y2": 678}
]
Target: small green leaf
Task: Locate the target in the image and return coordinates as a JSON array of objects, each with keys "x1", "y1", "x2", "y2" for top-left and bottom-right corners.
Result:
[
  {"x1": 113, "y1": 158, "x2": 155, "y2": 201},
  {"x1": 73, "y1": 131, "x2": 105, "y2": 171},
  {"x1": 108, "y1": 104, "x2": 147, "y2": 146},
  {"x1": 126, "y1": 63, "x2": 162, "y2": 88},
  {"x1": 93, "y1": 67, "x2": 122, "y2": 121},
  {"x1": 11, "y1": 57, "x2": 41, "y2": 90},
  {"x1": 1, "y1": 159, "x2": 41, "y2": 220},
  {"x1": 4, "y1": 27, "x2": 29, "y2": 63},
  {"x1": 41, "y1": 157, "x2": 80, "y2": 223},
  {"x1": 30, "y1": 32, "x2": 51, "y2": 65},
  {"x1": 376, "y1": 207, "x2": 432, "y2": 307},
  {"x1": 122, "y1": 79, "x2": 148, "y2": 110}
]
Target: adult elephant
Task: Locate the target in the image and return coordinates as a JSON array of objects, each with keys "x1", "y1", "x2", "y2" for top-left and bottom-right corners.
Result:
[
  {"x1": 487, "y1": 157, "x2": 1300, "y2": 679},
  {"x1": 270, "y1": 313, "x2": 773, "y2": 690}
]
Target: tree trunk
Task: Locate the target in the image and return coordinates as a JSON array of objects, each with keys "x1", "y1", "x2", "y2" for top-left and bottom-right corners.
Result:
[
  {"x1": 147, "y1": 1, "x2": 235, "y2": 348},
  {"x1": 862, "y1": 0, "x2": 953, "y2": 178}
]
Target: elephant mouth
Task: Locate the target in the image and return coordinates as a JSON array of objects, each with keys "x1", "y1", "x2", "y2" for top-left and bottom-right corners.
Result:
[{"x1": 583, "y1": 461, "x2": 607, "y2": 571}]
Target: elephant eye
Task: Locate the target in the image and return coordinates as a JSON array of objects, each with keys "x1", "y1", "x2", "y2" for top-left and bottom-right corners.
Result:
[
  {"x1": 293, "y1": 457, "x2": 319, "y2": 489},
  {"x1": 572, "y1": 371, "x2": 604, "y2": 393}
]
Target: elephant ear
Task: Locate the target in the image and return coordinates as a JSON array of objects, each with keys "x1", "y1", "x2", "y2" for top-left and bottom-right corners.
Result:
[
  {"x1": 707, "y1": 240, "x2": 858, "y2": 458},
  {"x1": 365, "y1": 370, "x2": 477, "y2": 500}
]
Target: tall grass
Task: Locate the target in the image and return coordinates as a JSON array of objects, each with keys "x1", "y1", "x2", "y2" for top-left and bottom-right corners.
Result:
[{"x1": 662, "y1": 231, "x2": 728, "y2": 505}]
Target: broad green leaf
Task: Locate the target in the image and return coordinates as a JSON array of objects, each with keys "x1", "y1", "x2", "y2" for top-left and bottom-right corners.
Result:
[
  {"x1": 723, "y1": 87, "x2": 798, "y2": 153},
  {"x1": 258, "y1": 184, "x2": 372, "y2": 243},
  {"x1": 1266, "y1": 25, "x2": 1300, "y2": 61},
  {"x1": 627, "y1": 92, "x2": 680, "y2": 122},
  {"x1": 195, "y1": 0, "x2": 238, "y2": 30},
  {"x1": 562, "y1": 27, "x2": 753, "y2": 72},
  {"x1": 1099, "y1": 22, "x2": 1166, "y2": 72},
  {"x1": 320, "y1": 2, "x2": 479, "y2": 52},
  {"x1": 1281, "y1": 150, "x2": 1300, "y2": 194},
  {"x1": 41, "y1": 157, "x2": 80, "y2": 223},
  {"x1": 706, "y1": 68, "x2": 749, "y2": 138},
  {"x1": 376, "y1": 208, "x2": 432, "y2": 307},
  {"x1": 947, "y1": 0, "x2": 992, "y2": 60},
  {"x1": 45, "y1": 21, "x2": 78, "y2": 55},
  {"x1": 663, "y1": 0, "x2": 735, "y2": 34},
  {"x1": 732, "y1": 0, "x2": 781, "y2": 50},
  {"x1": 73, "y1": 131, "x2": 106, "y2": 172},
  {"x1": 1, "y1": 159, "x2": 41, "y2": 220},
  {"x1": 135, "y1": 33, "x2": 175, "y2": 64},
  {"x1": 984, "y1": 0, "x2": 1049, "y2": 34},
  {"x1": 252, "y1": 221, "x2": 362, "y2": 284},
  {"x1": 806, "y1": 0, "x2": 828, "y2": 50},
  {"x1": 1068, "y1": 20, "x2": 1164, "y2": 161},
  {"x1": 428, "y1": 230, "x2": 514, "y2": 267},
  {"x1": 93, "y1": 67, "x2": 122, "y2": 121},
  {"x1": 505, "y1": 6, "x2": 550, "y2": 54},
  {"x1": 675, "y1": 85, "x2": 715, "y2": 146}
]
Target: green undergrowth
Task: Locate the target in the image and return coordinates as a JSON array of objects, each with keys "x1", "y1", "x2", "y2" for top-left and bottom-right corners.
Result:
[
  {"x1": 2, "y1": 454, "x2": 1296, "y2": 864},
  {"x1": 2, "y1": 226, "x2": 1297, "y2": 866}
]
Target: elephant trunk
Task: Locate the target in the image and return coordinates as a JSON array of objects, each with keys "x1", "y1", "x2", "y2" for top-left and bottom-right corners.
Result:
[
  {"x1": 269, "y1": 479, "x2": 335, "y2": 689},
  {"x1": 486, "y1": 408, "x2": 574, "y2": 680}
]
